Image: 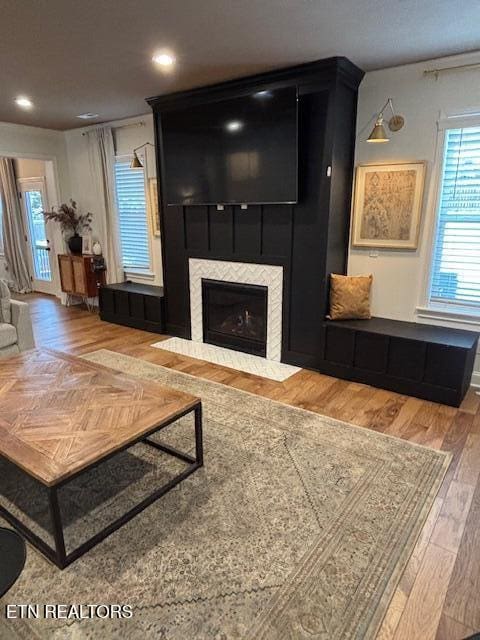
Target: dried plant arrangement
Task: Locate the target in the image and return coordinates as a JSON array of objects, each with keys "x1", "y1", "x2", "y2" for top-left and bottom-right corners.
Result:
[
  {"x1": 43, "y1": 200, "x2": 92, "y2": 234},
  {"x1": 43, "y1": 199, "x2": 93, "y2": 254}
]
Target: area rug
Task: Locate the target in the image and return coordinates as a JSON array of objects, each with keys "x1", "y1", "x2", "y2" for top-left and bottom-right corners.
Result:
[{"x1": 0, "y1": 350, "x2": 450, "y2": 640}]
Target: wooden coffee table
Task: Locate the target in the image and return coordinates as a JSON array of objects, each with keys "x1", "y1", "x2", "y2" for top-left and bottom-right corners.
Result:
[{"x1": 0, "y1": 349, "x2": 203, "y2": 569}]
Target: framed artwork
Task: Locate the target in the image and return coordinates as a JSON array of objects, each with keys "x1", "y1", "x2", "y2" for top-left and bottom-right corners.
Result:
[
  {"x1": 148, "y1": 178, "x2": 160, "y2": 236},
  {"x1": 82, "y1": 233, "x2": 92, "y2": 255},
  {"x1": 351, "y1": 162, "x2": 426, "y2": 249}
]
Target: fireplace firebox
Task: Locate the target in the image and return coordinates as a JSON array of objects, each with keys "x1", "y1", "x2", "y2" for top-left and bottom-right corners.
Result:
[{"x1": 202, "y1": 279, "x2": 268, "y2": 357}]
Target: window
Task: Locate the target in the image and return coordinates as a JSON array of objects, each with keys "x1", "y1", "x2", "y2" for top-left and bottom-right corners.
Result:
[
  {"x1": 114, "y1": 158, "x2": 151, "y2": 270},
  {"x1": 20, "y1": 183, "x2": 52, "y2": 282},
  {"x1": 430, "y1": 125, "x2": 480, "y2": 310}
]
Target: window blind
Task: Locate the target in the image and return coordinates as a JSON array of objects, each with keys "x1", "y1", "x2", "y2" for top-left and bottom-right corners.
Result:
[
  {"x1": 430, "y1": 126, "x2": 480, "y2": 308},
  {"x1": 114, "y1": 160, "x2": 151, "y2": 270}
]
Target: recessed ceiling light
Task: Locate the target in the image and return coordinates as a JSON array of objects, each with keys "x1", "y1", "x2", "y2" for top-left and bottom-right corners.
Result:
[
  {"x1": 152, "y1": 52, "x2": 175, "y2": 67},
  {"x1": 254, "y1": 90, "x2": 273, "y2": 99},
  {"x1": 226, "y1": 120, "x2": 243, "y2": 132},
  {"x1": 76, "y1": 113, "x2": 100, "y2": 120},
  {"x1": 15, "y1": 96, "x2": 33, "y2": 110}
]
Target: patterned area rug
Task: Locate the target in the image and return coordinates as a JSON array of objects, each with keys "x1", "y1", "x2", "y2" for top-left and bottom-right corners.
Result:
[{"x1": 0, "y1": 350, "x2": 450, "y2": 640}]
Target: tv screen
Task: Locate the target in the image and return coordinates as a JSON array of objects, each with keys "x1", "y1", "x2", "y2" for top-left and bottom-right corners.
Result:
[{"x1": 161, "y1": 86, "x2": 298, "y2": 205}]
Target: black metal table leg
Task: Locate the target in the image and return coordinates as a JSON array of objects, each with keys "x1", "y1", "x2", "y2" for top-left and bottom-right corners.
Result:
[
  {"x1": 48, "y1": 487, "x2": 67, "y2": 569},
  {"x1": 194, "y1": 403, "x2": 203, "y2": 466},
  {"x1": 144, "y1": 403, "x2": 204, "y2": 466},
  {"x1": 0, "y1": 402, "x2": 203, "y2": 569}
]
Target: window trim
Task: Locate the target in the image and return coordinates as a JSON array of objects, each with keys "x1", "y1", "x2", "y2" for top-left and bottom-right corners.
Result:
[
  {"x1": 420, "y1": 112, "x2": 480, "y2": 322},
  {"x1": 124, "y1": 267, "x2": 156, "y2": 280},
  {"x1": 417, "y1": 304, "x2": 480, "y2": 326},
  {"x1": 114, "y1": 154, "x2": 153, "y2": 272}
]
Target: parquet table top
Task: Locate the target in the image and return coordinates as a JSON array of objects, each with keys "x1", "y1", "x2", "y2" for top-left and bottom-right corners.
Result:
[{"x1": 0, "y1": 349, "x2": 200, "y2": 486}]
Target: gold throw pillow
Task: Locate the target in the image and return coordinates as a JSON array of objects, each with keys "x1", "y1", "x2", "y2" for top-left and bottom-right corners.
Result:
[{"x1": 328, "y1": 274, "x2": 372, "y2": 320}]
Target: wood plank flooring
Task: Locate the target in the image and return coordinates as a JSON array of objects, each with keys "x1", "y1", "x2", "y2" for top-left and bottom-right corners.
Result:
[{"x1": 10, "y1": 292, "x2": 480, "y2": 639}]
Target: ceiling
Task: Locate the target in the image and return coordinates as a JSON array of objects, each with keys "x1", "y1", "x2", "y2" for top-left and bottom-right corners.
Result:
[{"x1": 0, "y1": 0, "x2": 478, "y2": 130}]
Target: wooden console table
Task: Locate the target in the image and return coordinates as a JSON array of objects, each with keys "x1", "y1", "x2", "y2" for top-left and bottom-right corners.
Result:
[{"x1": 58, "y1": 254, "x2": 106, "y2": 311}]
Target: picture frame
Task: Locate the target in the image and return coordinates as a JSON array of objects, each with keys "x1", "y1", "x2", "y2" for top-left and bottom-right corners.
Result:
[
  {"x1": 147, "y1": 177, "x2": 160, "y2": 236},
  {"x1": 351, "y1": 162, "x2": 426, "y2": 250},
  {"x1": 82, "y1": 233, "x2": 93, "y2": 255}
]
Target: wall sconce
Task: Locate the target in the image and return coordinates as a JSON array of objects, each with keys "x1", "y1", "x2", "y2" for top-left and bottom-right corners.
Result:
[
  {"x1": 130, "y1": 142, "x2": 155, "y2": 168},
  {"x1": 367, "y1": 98, "x2": 405, "y2": 143}
]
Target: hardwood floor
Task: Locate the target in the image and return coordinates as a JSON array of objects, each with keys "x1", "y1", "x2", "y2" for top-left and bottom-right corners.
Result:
[{"x1": 12, "y1": 292, "x2": 480, "y2": 639}]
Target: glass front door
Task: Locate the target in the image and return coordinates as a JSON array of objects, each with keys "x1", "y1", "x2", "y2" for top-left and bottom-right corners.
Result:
[{"x1": 19, "y1": 179, "x2": 55, "y2": 294}]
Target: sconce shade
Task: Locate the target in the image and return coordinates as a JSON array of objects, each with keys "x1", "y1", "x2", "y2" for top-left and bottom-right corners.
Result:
[
  {"x1": 365, "y1": 99, "x2": 405, "y2": 142},
  {"x1": 130, "y1": 153, "x2": 144, "y2": 169},
  {"x1": 130, "y1": 141, "x2": 154, "y2": 168},
  {"x1": 367, "y1": 118, "x2": 390, "y2": 143}
]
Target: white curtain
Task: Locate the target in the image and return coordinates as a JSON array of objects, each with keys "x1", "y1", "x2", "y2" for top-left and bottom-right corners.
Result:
[
  {"x1": 0, "y1": 158, "x2": 32, "y2": 293},
  {"x1": 86, "y1": 127, "x2": 124, "y2": 283}
]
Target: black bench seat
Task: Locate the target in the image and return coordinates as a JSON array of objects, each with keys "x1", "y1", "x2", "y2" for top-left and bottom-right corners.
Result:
[
  {"x1": 321, "y1": 316, "x2": 478, "y2": 407},
  {"x1": 99, "y1": 281, "x2": 165, "y2": 333}
]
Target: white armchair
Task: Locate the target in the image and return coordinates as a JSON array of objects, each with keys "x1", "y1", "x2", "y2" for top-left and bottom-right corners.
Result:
[{"x1": 0, "y1": 298, "x2": 35, "y2": 358}]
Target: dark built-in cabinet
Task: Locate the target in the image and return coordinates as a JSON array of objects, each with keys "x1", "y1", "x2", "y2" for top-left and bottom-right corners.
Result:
[
  {"x1": 322, "y1": 318, "x2": 478, "y2": 406},
  {"x1": 147, "y1": 57, "x2": 364, "y2": 371},
  {"x1": 99, "y1": 282, "x2": 165, "y2": 333}
]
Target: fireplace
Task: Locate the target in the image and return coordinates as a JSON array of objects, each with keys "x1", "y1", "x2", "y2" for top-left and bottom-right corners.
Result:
[
  {"x1": 190, "y1": 259, "x2": 283, "y2": 361},
  {"x1": 202, "y1": 279, "x2": 268, "y2": 357}
]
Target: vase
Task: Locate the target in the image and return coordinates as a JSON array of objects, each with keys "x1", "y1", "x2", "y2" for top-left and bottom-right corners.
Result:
[{"x1": 68, "y1": 233, "x2": 82, "y2": 255}]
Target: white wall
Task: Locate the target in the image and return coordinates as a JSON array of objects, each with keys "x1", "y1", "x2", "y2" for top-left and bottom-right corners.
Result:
[
  {"x1": 65, "y1": 114, "x2": 163, "y2": 286},
  {"x1": 13, "y1": 158, "x2": 58, "y2": 210},
  {"x1": 0, "y1": 122, "x2": 70, "y2": 199},
  {"x1": 13, "y1": 157, "x2": 46, "y2": 179},
  {"x1": 351, "y1": 51, "x2": 480, "y2": 383},
  {"x1": 0, "y1": 116, "x2": 163, "y2": 291}
]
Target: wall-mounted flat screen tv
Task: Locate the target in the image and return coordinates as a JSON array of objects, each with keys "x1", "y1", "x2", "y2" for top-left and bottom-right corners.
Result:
[{"x1": 161, "y1": 86, "x2": 298, "y2": 205}]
